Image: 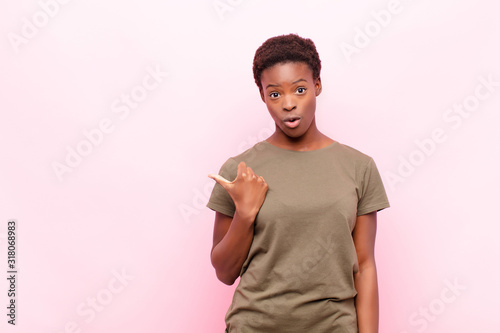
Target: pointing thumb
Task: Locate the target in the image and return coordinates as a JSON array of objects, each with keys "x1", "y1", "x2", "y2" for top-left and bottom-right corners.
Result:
[{"x1": 208, "y1": 173, "x2": 233, "y2": 190}]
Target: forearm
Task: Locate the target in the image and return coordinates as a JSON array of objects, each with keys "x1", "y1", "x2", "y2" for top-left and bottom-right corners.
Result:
[
  {"x1": 211, "y1": 211, "x2": 255, "y2": 285},
  {"x1": 354, "y1": 263, "x2": 379, "y2": 333}
]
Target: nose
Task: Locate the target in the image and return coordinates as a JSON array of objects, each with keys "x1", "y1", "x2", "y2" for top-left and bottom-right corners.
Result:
[{"x1": 282, "y1": 94, "x2": 296, "y2": 112}]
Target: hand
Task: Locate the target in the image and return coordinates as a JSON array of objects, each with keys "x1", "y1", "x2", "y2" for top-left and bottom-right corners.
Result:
[{"x1": 209, "y1": 161, "x2": 268, "y2": 220}]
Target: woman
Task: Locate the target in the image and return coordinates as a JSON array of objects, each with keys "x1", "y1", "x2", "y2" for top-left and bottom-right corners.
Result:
[{"x1": 207, "y1": 34, "x2": 390, "y2": 333}]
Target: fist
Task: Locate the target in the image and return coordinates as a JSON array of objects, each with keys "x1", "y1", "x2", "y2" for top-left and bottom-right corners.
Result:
[{"x1": 209, "y1": 161, "x2": 268, "y2": 220}]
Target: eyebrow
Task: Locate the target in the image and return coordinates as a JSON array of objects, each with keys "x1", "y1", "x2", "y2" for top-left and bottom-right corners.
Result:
[{"x1": 265, "y1": 78, "x2": 307, "y2": 89}]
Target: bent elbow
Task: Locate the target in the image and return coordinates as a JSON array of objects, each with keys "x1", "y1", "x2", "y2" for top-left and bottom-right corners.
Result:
[
  {"x1": 216, "y1": 270, "x2": 238, "y2": 286},
  {"x1": 211, "y1": 251, "x2": 239, "y2": 285}
]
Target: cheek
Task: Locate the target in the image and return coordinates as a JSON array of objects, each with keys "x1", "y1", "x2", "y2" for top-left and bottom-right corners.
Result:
[
  {"x1": 303, "y1": 97, "x2": 316, "y2": 119},
  {"x1": 266, "y1": 104, "x2": 280, "y2": 119},
  {"x1": 307, "y1": 96, "x2": 316, "y2": 110}
]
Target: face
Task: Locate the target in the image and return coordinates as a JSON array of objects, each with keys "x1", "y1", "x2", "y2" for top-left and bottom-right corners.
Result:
[{"x1": 259, "y1": 62, "x2": 322, "y2": 140}]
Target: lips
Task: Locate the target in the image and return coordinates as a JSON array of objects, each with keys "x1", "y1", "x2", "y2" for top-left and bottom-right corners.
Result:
[{"x1": 283, "y1": 116, "x2": 302, "y2": 129}]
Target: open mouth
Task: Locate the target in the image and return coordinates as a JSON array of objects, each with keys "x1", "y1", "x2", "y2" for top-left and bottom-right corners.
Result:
[{"x1": 283, "y1": 116, "x2": 302, "y2": 129}]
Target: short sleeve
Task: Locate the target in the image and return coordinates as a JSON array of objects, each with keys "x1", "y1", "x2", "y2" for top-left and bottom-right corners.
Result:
[
  {"x1": 206, "y1": 158, "x2": 237, "y2": 217},
  {"x1": 357, "y1": 158, "x2": 390, "y2": 216}
]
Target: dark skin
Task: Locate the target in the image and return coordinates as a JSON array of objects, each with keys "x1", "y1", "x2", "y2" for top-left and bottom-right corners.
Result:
[
  {"x1": 259, "y1": 61, "x2": 333, "y2": 151},
  {"x1": 209, "y1": 61, "x2": 379, "y2": 333}
]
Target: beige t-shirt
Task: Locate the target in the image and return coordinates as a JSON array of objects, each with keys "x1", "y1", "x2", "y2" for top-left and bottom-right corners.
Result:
[{"x1": 207, "y1": 140, "x2": 390, "y2": 332}]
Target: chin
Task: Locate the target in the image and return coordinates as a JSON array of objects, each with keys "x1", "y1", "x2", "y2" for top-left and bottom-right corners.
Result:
[{"x1": 284, "y1": 130, "x2": 307, "y2": 139}]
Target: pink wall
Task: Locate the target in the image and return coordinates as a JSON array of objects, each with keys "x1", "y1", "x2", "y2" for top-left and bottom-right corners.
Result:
[{"x1": 1, "y1": 0, "x2": 499, "y2": 332}]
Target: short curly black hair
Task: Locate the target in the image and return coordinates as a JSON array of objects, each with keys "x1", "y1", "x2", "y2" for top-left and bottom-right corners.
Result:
[{"x1": 253, "y1": 33, "x2": 321, "y2": 91}]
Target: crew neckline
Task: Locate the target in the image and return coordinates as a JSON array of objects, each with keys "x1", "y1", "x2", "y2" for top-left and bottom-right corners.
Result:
[{"x1": 261, "y1": 140, "x2": 338, "y2": 153}]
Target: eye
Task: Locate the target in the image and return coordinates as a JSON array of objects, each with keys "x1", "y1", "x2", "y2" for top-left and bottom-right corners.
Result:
[
  {"x1": 269, "y1": 92, "x2": 280, "y2": 99},
  {"x1": 296, "y1": 87, "x2": 307, "y2": 94}
]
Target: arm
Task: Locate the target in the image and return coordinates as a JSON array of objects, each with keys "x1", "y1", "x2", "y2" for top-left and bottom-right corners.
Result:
[
  {"x1": 210, "y1": 211, "x2": 254, "y2": 285},
  {"x1": 352, "y1": 211, "x2": 379, "y2": 333},
  {"x1": 209, "y1": 161, "x2": 268, "y2": 285}
]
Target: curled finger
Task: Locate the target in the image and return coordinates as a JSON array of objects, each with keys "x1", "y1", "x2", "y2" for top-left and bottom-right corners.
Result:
[{"x1": 246, "y1": 166, "x2": 255, "y2": 176}]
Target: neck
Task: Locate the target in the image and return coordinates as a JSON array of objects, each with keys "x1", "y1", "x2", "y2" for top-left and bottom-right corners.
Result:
[{"x1": 267, "y1": 119, "x2": 333, "y2": 151}]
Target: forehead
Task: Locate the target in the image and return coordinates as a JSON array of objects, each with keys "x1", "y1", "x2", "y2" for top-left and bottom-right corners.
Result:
[{"x1": 260, "y1": 62, "x2": 314, "y2": 87}]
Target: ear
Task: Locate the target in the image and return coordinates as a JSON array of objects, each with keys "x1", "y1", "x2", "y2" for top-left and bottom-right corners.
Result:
[
  {"x1": 315, "y1": 77, "x2": 322, "y2": 96},
  {"x1": 259, "y1": 88, "x2": 266, "y2": 103}
]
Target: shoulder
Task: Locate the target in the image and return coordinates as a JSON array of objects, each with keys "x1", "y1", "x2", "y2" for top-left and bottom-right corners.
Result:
[
  {"x1": 329, "y1": 141, "x2": 381, "y2": 183},
  {"x1": 332, "y1": 141, "x2": 374, "y2": 166}
]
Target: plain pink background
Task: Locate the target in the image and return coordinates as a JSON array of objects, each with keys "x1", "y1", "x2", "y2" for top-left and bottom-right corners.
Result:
[{"x1": 1, "y1": 0, "x2": 499, "y2": 332}]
